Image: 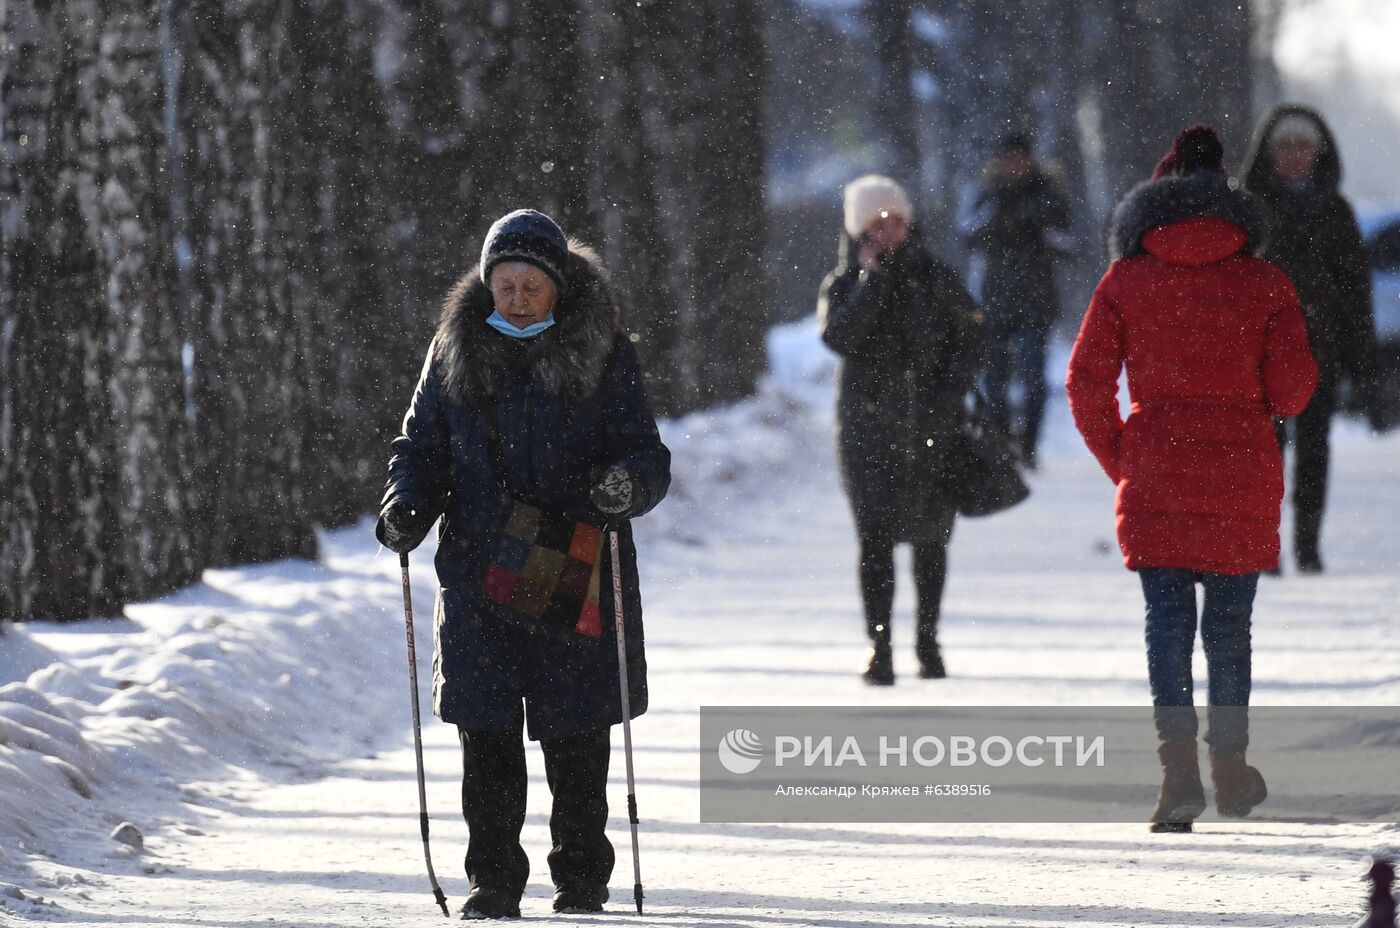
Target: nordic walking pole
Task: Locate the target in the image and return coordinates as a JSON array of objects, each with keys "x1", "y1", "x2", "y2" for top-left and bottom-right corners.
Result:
[
  {"x1": 400, "y1": 552, "x2": 450, "y2": 918},
  {"x1": 609, "y1": 530, "x2": 645, "y2": 915}
]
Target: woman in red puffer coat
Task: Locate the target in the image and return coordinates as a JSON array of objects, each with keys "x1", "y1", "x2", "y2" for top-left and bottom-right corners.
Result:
[{"x1": 1066, "y1": 126, "x2": 1317, "y2": 834}]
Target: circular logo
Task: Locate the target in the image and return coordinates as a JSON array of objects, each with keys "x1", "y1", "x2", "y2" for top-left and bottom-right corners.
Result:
[{"x1": 717, "y1": 728, "x2": 764, "y2": 775}]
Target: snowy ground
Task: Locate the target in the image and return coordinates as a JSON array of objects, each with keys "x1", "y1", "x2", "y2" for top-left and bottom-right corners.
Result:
[{"x1": 3, "y1": 318, "x2": 1398, "y2": 926}]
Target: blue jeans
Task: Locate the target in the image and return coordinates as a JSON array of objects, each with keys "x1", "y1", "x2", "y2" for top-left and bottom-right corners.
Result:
[
  {"x1": 984, "y1": 322, "x2": 1049, "y2": 455},
  {"x1": 1138, "y1": 568, "x2": 1259, "y2": 754}
]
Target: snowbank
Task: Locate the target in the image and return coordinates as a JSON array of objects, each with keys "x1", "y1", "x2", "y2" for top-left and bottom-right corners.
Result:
[
  {"x1": 0, "y1": 547, "x2": 412, "y2": 910},
  {"x1": 647, "y1": 316, "x2": 836, "y2": 548},
  {"x1": 0, "y1": 318, "x2": 835, "y2": 913}
]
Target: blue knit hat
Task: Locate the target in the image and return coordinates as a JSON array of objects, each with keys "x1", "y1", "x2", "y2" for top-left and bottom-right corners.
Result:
[{"x1": 480, "y1": 209, "x2": 569, "y2": 291}]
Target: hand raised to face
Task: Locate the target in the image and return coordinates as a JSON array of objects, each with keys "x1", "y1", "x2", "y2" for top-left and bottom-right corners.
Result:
[{"x1": 858, "y1": 212, "x2": 910, "y2": 270}]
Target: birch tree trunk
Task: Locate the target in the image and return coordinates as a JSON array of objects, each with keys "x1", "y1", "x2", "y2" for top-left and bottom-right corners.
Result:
[
  {"x1": 578, "y1": 0, "x2": 681, "y2": 404},
  {"x1": 388, "y1": 0, "x2": 475, "y2": 310},
  {"x1": 179, "y1": 0, "x2": 316, "y2": 567},
  {"x1": 2, "y1": 0, "x2": 128, "y2": 620},
  {"x1": 867, "y1": 0, "x2": 922, "y2": 195},
  {"x1": 96, "y1": 0, "x2": 199, "y2": 600},
  {"x1": 0, "y1": 0, "x2": 58, "y2": 620}
]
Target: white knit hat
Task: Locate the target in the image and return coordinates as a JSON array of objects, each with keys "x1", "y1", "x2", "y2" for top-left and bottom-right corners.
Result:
[
  {"x1": 1271, "y1": 114, "x2": 1322, "y2": 147},
  {"x1": 843, "y1": 175, "x2": 913, "y2": 238}
]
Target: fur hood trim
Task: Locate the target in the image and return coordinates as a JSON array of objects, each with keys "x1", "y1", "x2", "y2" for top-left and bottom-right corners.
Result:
[
  {"x1": 434, "y1": 240, "x2": 619, "y2": 403},
  {"x1": 1107, "y1": 171, "x2": 1268, "y2": 262}
]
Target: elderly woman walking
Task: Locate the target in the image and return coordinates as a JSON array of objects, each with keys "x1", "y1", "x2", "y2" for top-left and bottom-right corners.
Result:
[
  {"x1": 1067, "y1": 127, "x2": 1317, "y2": 832},
  {"x1": 819, "y1": 176, "x2": 983, "y2": 685},
  {"x1": 376, "y1": 210, "x2": 670, "y2": 918}
]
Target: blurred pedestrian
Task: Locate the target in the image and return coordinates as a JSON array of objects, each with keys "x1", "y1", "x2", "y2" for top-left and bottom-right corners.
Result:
[
  {"x1": 1242, "y1": 105, "x2": 1378, "y2": 573},
  {"x1": 376, "y1": 209, "x2": 671, "y2": 918},
  {"x1": 963, "y1": 132, "x2": 1072, "y2": 469},
  {"x1": 1066, "y1": 127, "x2": 1318, "y2": 832},
  {"x1": 819, "y1": 176, "x2": 983, "y2": 684}
]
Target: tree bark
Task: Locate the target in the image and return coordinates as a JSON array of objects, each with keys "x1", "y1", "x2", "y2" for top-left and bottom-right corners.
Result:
[
  {"x1": 178, "y1": 0, "x2": 317, "y2": 568},
  {"x1": 97, "y1": 0, "x2": 199, "y2": 601},
  {"x1": 1, "y1": 0, "x2": 128, "y2": 620},
  {"x1": 866, "y1": 0, "x2": 922, "y2": 195}
]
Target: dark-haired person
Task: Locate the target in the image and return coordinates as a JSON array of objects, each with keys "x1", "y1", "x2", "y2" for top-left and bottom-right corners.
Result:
[
  {"x1": 1242, "y1": 105, "x2": 1378, "y2": 574},
  {"x1": 963, "y1": 132, "x2": 1072, "y2": 468},
  {"x1": 819, "y1": 175, "x2": 983, "y2": 684},
  {"x1": 377, "y1": 209, "x2": 671, "y2": 918},
  {"x1": 1067, "y1": 127, "x2": 1318, "y2": 832}
]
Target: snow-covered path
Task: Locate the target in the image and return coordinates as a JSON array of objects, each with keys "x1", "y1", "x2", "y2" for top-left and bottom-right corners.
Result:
[{"x1": 6, "y1": 326, "x2": 1400, "y2": 926}]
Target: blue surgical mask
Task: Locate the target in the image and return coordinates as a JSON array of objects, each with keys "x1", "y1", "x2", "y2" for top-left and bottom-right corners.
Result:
[{"x1": 486, "y1": 310, "x2": 555, "y2": 339}]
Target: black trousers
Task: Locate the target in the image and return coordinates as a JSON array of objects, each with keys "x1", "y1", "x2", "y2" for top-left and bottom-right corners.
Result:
[
  {"x1": 858, "y1": 508, "x2": 955, "y2": 660},
  {"x1": 458, "y1": 725, "x2": 614, "y2": 897},
  {"x1": 1278, "y1": 378, "x2": 1335, "y2": 561}
]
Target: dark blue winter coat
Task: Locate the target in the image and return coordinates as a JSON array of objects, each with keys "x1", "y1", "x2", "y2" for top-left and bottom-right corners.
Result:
[{"x1": 381, "y1": 244, "x2": 670, "y2": 740}]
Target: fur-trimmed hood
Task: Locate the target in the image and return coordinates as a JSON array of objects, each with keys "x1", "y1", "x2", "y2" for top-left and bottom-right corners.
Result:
[
  {"x1": 1107, "y1": 171, "x2": 1268, "y2": 262},
  {"x1": 433, "y1": 241, "x2": 620, "y2": 403}
]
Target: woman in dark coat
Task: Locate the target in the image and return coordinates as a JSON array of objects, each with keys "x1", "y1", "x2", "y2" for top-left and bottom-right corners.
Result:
[
  {"x1": 1067, "y1": 127, "x2": 1317, "y2": 832},
  {"x1": 376, "y1": 210, "x2": 670, "y2": 919},
  {"x1": 819, "y1": 175, "x2": 982, "y2": 685},
  {"x1": 1242, "y1": 105, "x2": 1377, "y2": 573}
]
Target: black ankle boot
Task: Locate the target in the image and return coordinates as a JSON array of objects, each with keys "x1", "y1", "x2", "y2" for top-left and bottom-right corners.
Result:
[
  {"x1": 553, "y1": 883, "x2": 608, "y2": 914},
  {"x1": 863, "y1": 640, "x2": 894, "y2": 685},
  {"x1": 461, "y1": 885, "x2": 521, "y2": 920},
  {"x1": 917, "y1": 646, "x2": 946, "y2": 679}
]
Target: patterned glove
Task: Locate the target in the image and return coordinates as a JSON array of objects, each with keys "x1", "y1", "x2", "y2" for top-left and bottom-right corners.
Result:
[{"x1": 590, "y1": 464, "x2": 634, "y2": 516}]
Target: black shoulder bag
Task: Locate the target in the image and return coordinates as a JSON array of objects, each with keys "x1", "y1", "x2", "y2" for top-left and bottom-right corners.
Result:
[{"x1": 949, "y1": 393, "x2": 1031, "y2": 518}]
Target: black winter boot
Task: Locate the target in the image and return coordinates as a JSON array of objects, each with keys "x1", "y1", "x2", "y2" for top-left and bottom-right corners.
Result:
[
  {"x1": 461, "y1": 885, "x2": 521, "y2": 920},
  {"x1": 863, "y1": 640, "x2": 894, "y2": 686},
  {"x1": 1149, "y1": 739, "x2": 1206, "y2": 833},
  {"x1": 1296, "y1": 550, "x2": 1324, "y2": 574},
  {"x1": 552, "y1": 884, "x2": 609, "y2": 914},
  {"x1": 917, "y1": 644, "x2": 946, "y2": 679}
]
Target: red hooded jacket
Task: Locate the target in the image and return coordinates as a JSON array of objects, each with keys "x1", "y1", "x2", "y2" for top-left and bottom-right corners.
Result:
[{"x1": 1067, "y1": 173, "x2": 1318, "y2": 574}]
